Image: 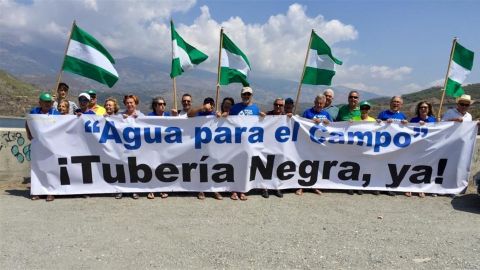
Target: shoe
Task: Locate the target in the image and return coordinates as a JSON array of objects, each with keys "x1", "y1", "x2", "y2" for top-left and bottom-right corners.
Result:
[
  {"x1": 431, "y1": 193, "x2": 438, "y2": 197},
  {"x1": 313, "y1": 189, "x2": 322, "y2": 195},
  {"x1": 213, "y1": 192, "x2": 223, "y2": 200},
  {"x1": 31, "y1": 195, "x2": 40, "y2": 200},
  {"x1": 147, "y1": 192, "x2": 155, "y2": 199},
  {"x1": 405, "y1": 192, "x2": 412, "y2": 197},
  {"x1": 197, "y1": 192, "x2": 206, "y2": 200},
  {"x1": 115, "y1": 193, "x2": 123, "y2": 199},
  {"x1": 387, "y1": 191, "x2": 396, "y2": 196},
  {"x1": 239, "y1": 193, "x2": 248, "y2": 201},
  {"x1": 82, "y1": 195, "x2": 89, "y2": 199},
  {"x1": 46, "y1": 195, "x2": 55, "y2": 202},
  {"x1": 357, "y1": 190, "x2": 364, "y2": 195},
  {"x1": 295, "y1": 189, "x2": 303, "y2": 195},
  {"x1": 262, "y1": 189, "x2": 269, "y2": 198},
  {"x1": 230, "y1": 192, "x2": 239, "y2": 200},
  {"x1": 132, "y1": 193, "x2": 139, "y2": 199},
  {"x1": 419, "y1": 192, "x2": 425, "y2": 198},
  {"x1": 347, "y1": 190, "x2": 354, "y2": 195},
  {"x1": 373, "y1": 191, "x2": 380, "y2": 195},
  {"x1": 160, "y1": 192, "x2": 168, "y2": 199},
  {"x1": 275, "y1": 190, "x2": 283, "y2": 198}
]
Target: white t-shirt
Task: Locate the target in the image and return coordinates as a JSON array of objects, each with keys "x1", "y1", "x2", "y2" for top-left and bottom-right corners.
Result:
[{"x1": 441, "y1": 108, "x2": 472, "y2": 121}]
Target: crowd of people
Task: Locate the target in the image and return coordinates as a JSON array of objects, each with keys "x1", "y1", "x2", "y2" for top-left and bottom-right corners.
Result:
[{"x1": 27, "y1": 82, "x2": 478, "y2": 202}]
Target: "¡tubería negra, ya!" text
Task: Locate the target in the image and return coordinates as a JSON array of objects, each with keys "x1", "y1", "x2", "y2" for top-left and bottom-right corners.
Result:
[{"x1": 57, "y1": 155, "x2": 447, "y2": 188}]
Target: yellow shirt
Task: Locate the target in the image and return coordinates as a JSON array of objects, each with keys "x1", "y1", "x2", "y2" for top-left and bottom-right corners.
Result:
[
  {"x1": 352, "y1": 115, "x2": 376, "y2": 122},
  {"x1": 91, "y1": 104, "x2": 106, "y2": 116}
]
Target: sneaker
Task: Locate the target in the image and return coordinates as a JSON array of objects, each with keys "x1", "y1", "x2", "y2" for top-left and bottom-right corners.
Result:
[
  {"x1": 115, "y1": 193, "x2": 123, "y2": 199},
  {"x1": 262, "y1": 189, "x2": 269, "y2": 198},
  {"x1": 387, "y1": 191, "x2": 396, "y2": 196},
  {"x1": 275, "y1": 190, "x2": 283, "y2": 198},
  {"x1": 357, "y1": 190, "x2": 364, "y2": 195},
  {"x1": 347, "y1": 190, "x2": 354, "y2": 195}
]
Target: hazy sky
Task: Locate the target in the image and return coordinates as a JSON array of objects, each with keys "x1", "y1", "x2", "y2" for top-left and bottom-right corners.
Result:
[{"x1": 1, "y1": 0, "x2": 478, "y2": 95}]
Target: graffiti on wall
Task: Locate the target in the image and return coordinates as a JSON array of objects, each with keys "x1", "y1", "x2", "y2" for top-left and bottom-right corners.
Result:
[{"x1": 0, "y1": 131, "x2": 31, "y2": 163}]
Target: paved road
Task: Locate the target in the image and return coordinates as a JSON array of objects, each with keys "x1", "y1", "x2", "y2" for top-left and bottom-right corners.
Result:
[{"x1": 1, "y1": 181, "x2": 479, "y2": 269}]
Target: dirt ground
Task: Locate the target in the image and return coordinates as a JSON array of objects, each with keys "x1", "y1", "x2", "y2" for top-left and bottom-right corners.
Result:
[{"x1": 1, "y1": 180, "x2": 479, "y2": 269}]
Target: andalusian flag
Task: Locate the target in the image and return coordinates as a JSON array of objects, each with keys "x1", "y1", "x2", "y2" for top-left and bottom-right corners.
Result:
[
  {"x1": 220, "y1": 33, "x2": 251, "y2": 86},
  {"x1": 445, "y1": 42, "x2": 474, "y2": 97},
  {"x1": 63, "y1": 23, "x2": 119, "y2": 87},
  {"x1": 302, "y1": 31, "x2": 342, "y2": 86},
  {"x1": 170, "y1": 21, "x2": 208, "y2": 78}
]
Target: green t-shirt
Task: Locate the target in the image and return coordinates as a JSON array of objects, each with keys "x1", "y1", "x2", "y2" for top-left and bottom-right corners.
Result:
[{"x1": 336, "y1": 105, "x2": 360, "y2": 121}]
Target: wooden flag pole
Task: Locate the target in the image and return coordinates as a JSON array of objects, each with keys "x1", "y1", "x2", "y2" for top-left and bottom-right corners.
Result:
[
  {"x1": 214, "y1": 28, "x2": 224, "y2": 112},
  {"x1": 53, "y1": 20, "x2": 76, "y2": 97},
  {"x1": 170, "y1": 19, "x2": 178, "y2": 111},
  {"x1": 293, "y1": 29, "x2": 314, "y2": 115},
  {"x1": 437, "y1": 37, "x2": 458, "y2": 120}
]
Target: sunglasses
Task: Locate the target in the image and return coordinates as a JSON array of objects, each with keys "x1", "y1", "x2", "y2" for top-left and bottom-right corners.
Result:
[
  {"x1": 458, "y1": 103, "x2": 470, "y2": 107},
  {"x1": 349, "y1": 96, "x2": 359, "y2": 99},
  {"x1": 155, "y1": 102, "x2": 166, "y2": 106},
  {"x1": 79, "y1": 98, "x2": 89, "y2": 103},
  {"x1": 360, "y1": 107, "x2": 370, "y2": 110},
  {"x1": 242, "y1": 93, "x2": 252, "y2": 96}
]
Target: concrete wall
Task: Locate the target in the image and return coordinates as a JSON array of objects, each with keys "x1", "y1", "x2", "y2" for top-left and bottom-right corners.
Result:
[
  {"x1": 0, "y1": 128, "x2": 479, "y2": 185},
  {"x1": 0, "y1": 128, "x2": 31, "y2": 182}
]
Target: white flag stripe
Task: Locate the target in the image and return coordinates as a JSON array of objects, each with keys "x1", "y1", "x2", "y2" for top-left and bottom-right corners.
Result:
[
  {"x1": 221, "y1": 48, "x2": 250, "y2": 76},
  {"x1": 66, "y1": 40, "x2": 119, "y2": 77},
  {"x1": 172, "y1": 39, "x2": 194, "y2": 70},
  {"x1": 448, "y1": 61, "x2": 471, "y2": 84},
  {"x1": 306, "y1": 49, "x2": 335, "y2": 70}
]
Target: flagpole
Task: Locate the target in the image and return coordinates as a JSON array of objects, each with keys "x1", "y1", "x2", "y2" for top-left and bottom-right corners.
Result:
[
  {"x1": 293, "y1": 30, "x2": 314, "y2": 115},
  {"x1": 170, "y1": 19, "x2": 178, "y2": 111},
  {"x1": 53, "y1": 20, "x2": 76, "y2": 96},
  {"x1": 437, "y1": 37, "x2": 458, "y2": 120},
  {"x1": 214, "y1": 28, "x2": 224, "y2": 112}
]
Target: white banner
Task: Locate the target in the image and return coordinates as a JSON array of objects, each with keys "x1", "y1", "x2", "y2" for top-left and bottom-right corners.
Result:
[{"x1": 27, "y1": 115, "x2": 477, "y2": 195}]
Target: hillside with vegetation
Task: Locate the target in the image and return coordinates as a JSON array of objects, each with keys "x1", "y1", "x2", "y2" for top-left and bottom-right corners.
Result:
[{"x1": 0, "y1": 70, "x2": 40, "y2": 117}]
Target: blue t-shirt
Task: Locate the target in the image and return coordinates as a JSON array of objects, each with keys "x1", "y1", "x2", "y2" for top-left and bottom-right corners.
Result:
[
  {"x1": 147, "y1": 111, "x2": 171, "y2": 116},
  {"x1": 30, "y1": 107, "x2": 60, "y2": 115},
  {"x1": 74, "y1": 108, "x2": 96, "y2": 115},
  {"x1": 302, "y1": 107, "x2": 333, "y2": 122},
  {"x1": 377, "y1": 110, "x2": 407, "y2": 122},
  {"x1": 229, "y1": 103, "x2": 261, "y2": 116},
  {"x1": 196, "y1": 111, "x2": 215, "y2": 116},
  {"x1": 410, "y1": 115, "x2": 436, "y2": 123}
]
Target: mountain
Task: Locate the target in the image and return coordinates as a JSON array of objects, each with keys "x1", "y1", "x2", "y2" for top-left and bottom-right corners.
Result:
[
  {"x1": 0, "y1": 40, "x2": 382, "y2": 113},
  {"x1": 0, "y1": 70, "x2": 40, "y2": 116}
]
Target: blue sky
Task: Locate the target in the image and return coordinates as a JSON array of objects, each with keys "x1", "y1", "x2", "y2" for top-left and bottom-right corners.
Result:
[{"x1": 1, "y1": 0, "x2": 478, "y2": 96}]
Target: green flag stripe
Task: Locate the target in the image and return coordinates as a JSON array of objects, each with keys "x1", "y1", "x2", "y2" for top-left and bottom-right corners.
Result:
[
  {"x1": 445, "y1": 78, "x2": 465, "y2": 98},
  {"x1": 170, "y1": 58, "x2": 183, "y2": 78},
  {"x1": 70, "y1": 24, "x2": 115, "y2": 64},
  {"x1": 219, "y1": 67, "x2": 249, "y2": 86},
  {"x1": 310, "y1": 31, "x2": 342, "y2": 65},
  {"x1": 63, "y1": 55, "x2": 118, "y2": 87},
  {"x1": 222, "y1": 33, "x2": 251, "y2": 68},
  {"x1": 453, "y1": 42, "x2": 474, "y2": 70},
  {"x1": 302, "y1": 67, "x2": 335, "y2": 86}
]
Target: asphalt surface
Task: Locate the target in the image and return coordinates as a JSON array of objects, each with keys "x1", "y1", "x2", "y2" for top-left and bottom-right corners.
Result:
[{"x1": 1, "y1": 181, "x2": 480, "y2": 269}]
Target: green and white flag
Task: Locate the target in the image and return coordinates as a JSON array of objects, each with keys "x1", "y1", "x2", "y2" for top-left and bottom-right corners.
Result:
[
  {"x1": 302, "y1": 31, "x2": 342, "y2": 86},
  {"x1": 63, "y1": 24, "x2": 119, "y2": 87},
  {"x1": 220, "y1": 33, "x2": 251, "y2": 86},
  {"x1": 170, "y1": 21, "x2": 208, "y2": 78},
  {"x1": 445, "y1": 42, "x2": 474, "y2": 97}
]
